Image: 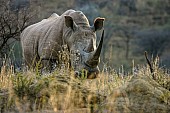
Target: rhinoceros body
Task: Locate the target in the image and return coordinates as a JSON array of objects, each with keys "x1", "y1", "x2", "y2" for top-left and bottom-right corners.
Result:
[{"x1": 21, "y1": 9, "x2": 105, "y2": 78}]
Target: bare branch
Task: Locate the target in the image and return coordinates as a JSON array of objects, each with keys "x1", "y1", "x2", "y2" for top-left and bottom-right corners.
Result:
[
  {"x1": 144, "y1": 51, "x2": 155, "y2": 79},
  {"x1": 0, "y1": 0, "x2": 36, "y2": 57}
]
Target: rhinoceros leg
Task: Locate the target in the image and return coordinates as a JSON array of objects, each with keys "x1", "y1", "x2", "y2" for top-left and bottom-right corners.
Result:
[
  {"x1": 21, "y1": 36, "x2": 41, "y2": 69},
  {"x1": 22, "y1": 46, "x2": 40, "y2": 69}
]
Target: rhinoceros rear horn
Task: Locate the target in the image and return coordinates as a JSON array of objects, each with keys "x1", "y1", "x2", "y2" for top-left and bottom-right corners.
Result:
[{"x1": 86, "y1": 30, "x2": 104, "y2": 67}]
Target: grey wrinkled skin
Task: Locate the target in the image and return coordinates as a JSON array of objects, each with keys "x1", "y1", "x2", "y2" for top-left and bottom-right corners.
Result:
[{"x1": 21, "y1": 9, "x2": 105, "y2": 79}]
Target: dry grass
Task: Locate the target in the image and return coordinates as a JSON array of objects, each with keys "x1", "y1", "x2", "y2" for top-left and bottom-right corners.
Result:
[{"x1": 0, "y1": 58, "x2": 170, "y2": 113}]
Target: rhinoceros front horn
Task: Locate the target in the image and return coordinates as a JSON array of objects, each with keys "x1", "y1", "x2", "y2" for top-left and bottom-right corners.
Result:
[{"x1": 85, "y1": 30, "x2": 104, "y2": 68}]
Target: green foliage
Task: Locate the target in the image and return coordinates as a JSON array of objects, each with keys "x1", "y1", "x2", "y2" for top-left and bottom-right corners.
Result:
[
  {"x1": 77, "y1": 69, "x2": 88, "y2": 81},
  {"x1": 13, "y1": 73, "x2": 38, "y2": 98}
]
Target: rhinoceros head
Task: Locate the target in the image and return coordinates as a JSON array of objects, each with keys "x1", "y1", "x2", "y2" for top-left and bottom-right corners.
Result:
[{"x1": 64, "y1": 14, "x2": 105, "y2": 79}]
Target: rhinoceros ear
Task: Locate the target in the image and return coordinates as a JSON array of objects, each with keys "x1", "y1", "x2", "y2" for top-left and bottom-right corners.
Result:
[
  {"x1": 64, "y1": 15, "x2": 77, "y2": 31},
  {"x1": 93, "y1": 17, "x2": 105, "y2": 31}
]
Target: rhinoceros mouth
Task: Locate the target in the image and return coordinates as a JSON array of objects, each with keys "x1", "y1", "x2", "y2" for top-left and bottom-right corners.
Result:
[
  {"x1": 74, "y1": 62, "x2": 99, "y2": 79},
  {"x1": 74, "y1": 68, "x2": 99, "y2": 79}
]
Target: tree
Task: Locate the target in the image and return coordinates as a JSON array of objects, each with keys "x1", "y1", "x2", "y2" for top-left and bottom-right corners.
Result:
[
  {"x1": 118, "y1": 0, "x2": 137, "y2": 16},
  {"x1": 134, "y1": 28, "x2": 170, "y2": 58},
  {"x1": 0, "y1": 0, "x2": 35, "y2": 58},
  {"x1": 113, "y1": 26, "x2": 137, "y2": 59}
]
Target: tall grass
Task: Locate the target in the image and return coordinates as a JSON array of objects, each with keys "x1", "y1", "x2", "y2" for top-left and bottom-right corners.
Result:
[{"x1": 0, "y1": 56, "x2": 170, "y2": 112}]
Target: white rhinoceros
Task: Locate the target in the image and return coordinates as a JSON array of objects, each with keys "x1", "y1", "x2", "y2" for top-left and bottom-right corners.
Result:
[{"x1": 21, "y1": 9, "x2": 105, "y2": 79}]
